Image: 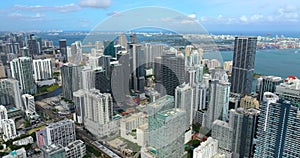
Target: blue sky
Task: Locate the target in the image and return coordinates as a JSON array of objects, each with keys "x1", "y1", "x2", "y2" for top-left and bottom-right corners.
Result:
[{"x1": 0, "y1": 0, "x2": 299, "y2": 33}]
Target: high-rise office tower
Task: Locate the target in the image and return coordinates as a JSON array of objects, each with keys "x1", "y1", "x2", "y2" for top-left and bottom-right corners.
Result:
[
  {"x1": 59, "y1": 39, "x2": 67, "y2": 62},
  {"x1": 27, "y1": 38, "x2": 41, "y2": 55},
  {"x1": 33, "y1": 59, "x2": 53, "y2": 82},
  {"x1": 161, "y1": 53, "x2": 185, "y2": 96},
  {"x1": 129, "y1": 43, "x2": 145, "y2": 94},
  {"x1": 194, "y1": 83, "x2": 207, "y2": 111},
  {"x1": 186, "y1": 49, "x2": 202, "y2": 67},
  {"x1": 81, "y1": 66, "x2": 95, "y2": 90},
  {"x1": 2, "y1": 119, "x2": 17, "y2": 141},
  {"x1": 10, "y1": 57, "x2": 36, "y2": 94},
  {"x1": 275, "y1": 76, "x2": 300, "y2": 106},
  {"x1": 117, "y1": 34, "x2": 128, "y2": 49},
  {"x1": 205, "y1": 69, "x2": 230, "y2": 129},
  {"x1": 103, "y1": 40, "x2": 115, "y2": 57},
  {"x1": 154, "y1": 57, "x2": 162, "y2": 82},
  {"x1": 230, "y1": 37, "x2": 257, "y2": 96},
  {"x1": 211, "y1": 120, "x2": 233, "y2": 157},
  {"x1": 94, "y1": 68, "x2": 111, "y2": 93},
  {"x1": 229, "y1": 108, "x2": 259, "y2": 158},
  {"x1": 0, "y1": 79, "x2": 22, "y2": 109},
  {"x1": 99, "y1": 55, "x2": 111, "y2": 78},
  {"x1": 256, "y1": 76, "x2": 283, "y2": 101},
  {"x1": 255, "y1": 92, "x2": 300, "y2": 158},
  {"x1": 143, "y1": 95, "x2": 186, "y2": 158},
  {"x1": 69, "y1": 41, "x2": 82, "y2": 65},
  {"x1": 36, "y1": 119, "x2": 76, "y2": 147},
  {"x1": 117, "y1": 51, "x2": 130, "y2": 96},
  {"x1": 144, "y1": 43, "x2": 165, "y2": 69},
  {"x1": 111, "y1": 62, "x2": 126, "y2": 103},
  {"x1": 61, "y1": 64, "x2": 83, "y2": 101},
  {"x1": 73, "y1": 89, "x2": 86, "y2": 124},
  {"x1": 20, "y1": 47, "x2": 30, "y2": 57},
  {"x1": 175, "y1": 83, "x2": 194, "y2": 130}
]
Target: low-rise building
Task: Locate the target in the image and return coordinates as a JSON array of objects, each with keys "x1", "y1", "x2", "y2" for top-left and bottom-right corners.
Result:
[
  {"x1": 65, "y1": 140, "x2": 86, "y2": 158},
  {"x1": 3, "y1": 147, "x2": 27, "y2": 158},
  {"x1": 41, "y1": 144, "x2": 66, "y2": 158}
]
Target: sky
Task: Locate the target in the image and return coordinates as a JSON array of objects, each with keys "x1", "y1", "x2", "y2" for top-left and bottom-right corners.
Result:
[{"x1": 0, "y1": 0, "x2": 300, "y2": 33}]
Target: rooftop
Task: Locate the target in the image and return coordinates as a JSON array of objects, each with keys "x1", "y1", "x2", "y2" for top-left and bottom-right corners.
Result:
[
  {"x1": 47, "y1": 119, "x2": 74, "y2": 129},
  {"x1": 42, "y1": 144, "x2": 64, "y2": 153},
  {"x1": 148, "y1": 95, "x2": 174, "y2": 108}
]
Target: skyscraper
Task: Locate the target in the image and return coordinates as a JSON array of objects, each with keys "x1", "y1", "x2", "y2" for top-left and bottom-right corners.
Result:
[
  {"x1": 205, "y1": 69, "x2": 230, "y2": 129},
  {"x1": 144, "y1": 43, "x2": 165, "y2": 69},
  {"x1": 73, "y1": 89, "x2": 86, "y2": 124},
  {"x1": 27, "y1": 37, "x2": 41, "y2": 55},
  {"x1": 80, "y1": 66, "x2": 95, "y2": 90},
  {"x1": 10, "y1": 57, "x2": 36, "y2": 94},
  {"x1": 230, "y1": 37, "x2": 257, "y2": 96},
  {"x1": 211, "y1": 120, "x2": 233, "y2": 157},
  {"x1": 161, "y1": 53, "x2": 185, "y2": 96},
  {"x1": 111, "y1": 62, "x2": 126, "y2": 103},
  {"x1": 129, "y1": 43, "x2": 145, "y2": 94},
  {"x1": 61, "y1": 64, "x2": 83, "y2": 101},
  {"x1": 255, "y1": 92, "x2": 300, "y2": 158},
  {"x1": 59, "y1": 39, "x2": 67, "y2": 62},
  {"x1": 69, "y1": 41, "x2": 82, "y2": 65},
  {"x1": 256, "y1": 76, "x2": 283, "y2": 101},
  {"x1": 0, "y1": 79, "x2": 22, "y2": 109},
  {"x1": 275, "y1": 76, "x2": 300, "y2": 106},
  {"x1": 83, "y1": 89, "x2": 117, "y2": 138},
  {"x1": 143, "y1": 95, "x2": 186, "y2": 158},
  {"x1": 33, "y1": 59, "x2": 53, "y2": 82},
  {"x1": 175, "y1": 83, "x2": 194, "y2": 130},
  {"x1": 229, "y1": 108, "x2": 259, "y2": 158}
]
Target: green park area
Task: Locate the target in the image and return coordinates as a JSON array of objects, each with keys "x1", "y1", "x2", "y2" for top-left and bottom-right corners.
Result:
[{"x1": 36, "y1": 84, "x2": 59, "y2": 95}]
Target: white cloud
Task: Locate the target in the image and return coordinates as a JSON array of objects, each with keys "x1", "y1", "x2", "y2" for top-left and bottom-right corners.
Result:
[
  {"x1": 239, "y1": 15, "x2": 248, "y2": 22},
  {"x1": 9, "y1": 12, "x2": 45, "y2": 21},
  {"x1": 79, "y1": 0, "x2": 111, "y2": 8},
  {"x1": 250, "y1": 14, "x2": 263, "y2": 21},
  {"x1": 187, "y1": 14, "x2": 196, "y2": 19},
  {"x1": 13, "y1": 3, "x2": 81, "y2": 13},
  {"x1": 277, "y1": 6, "x2": 299, "y2": 21}
]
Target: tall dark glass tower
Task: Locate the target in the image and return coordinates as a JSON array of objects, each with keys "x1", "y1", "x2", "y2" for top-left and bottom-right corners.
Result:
[
  {"x1": 230, "y1": 37, "x2": 257, "y2": 96},
  {"x1": 59, "y1": 39, "x2": 67, "y2": 62},
  {"x1": 161, "y1": 53, "x2": 185, "y2": 96},
  {"x1": 255, "y1": 94, "x2": 300, "y2": 158}
]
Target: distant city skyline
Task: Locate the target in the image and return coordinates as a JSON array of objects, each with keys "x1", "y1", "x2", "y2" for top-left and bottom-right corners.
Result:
[{"x1": 0, "y1": 0, "x2": 299, "y2": 32}]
